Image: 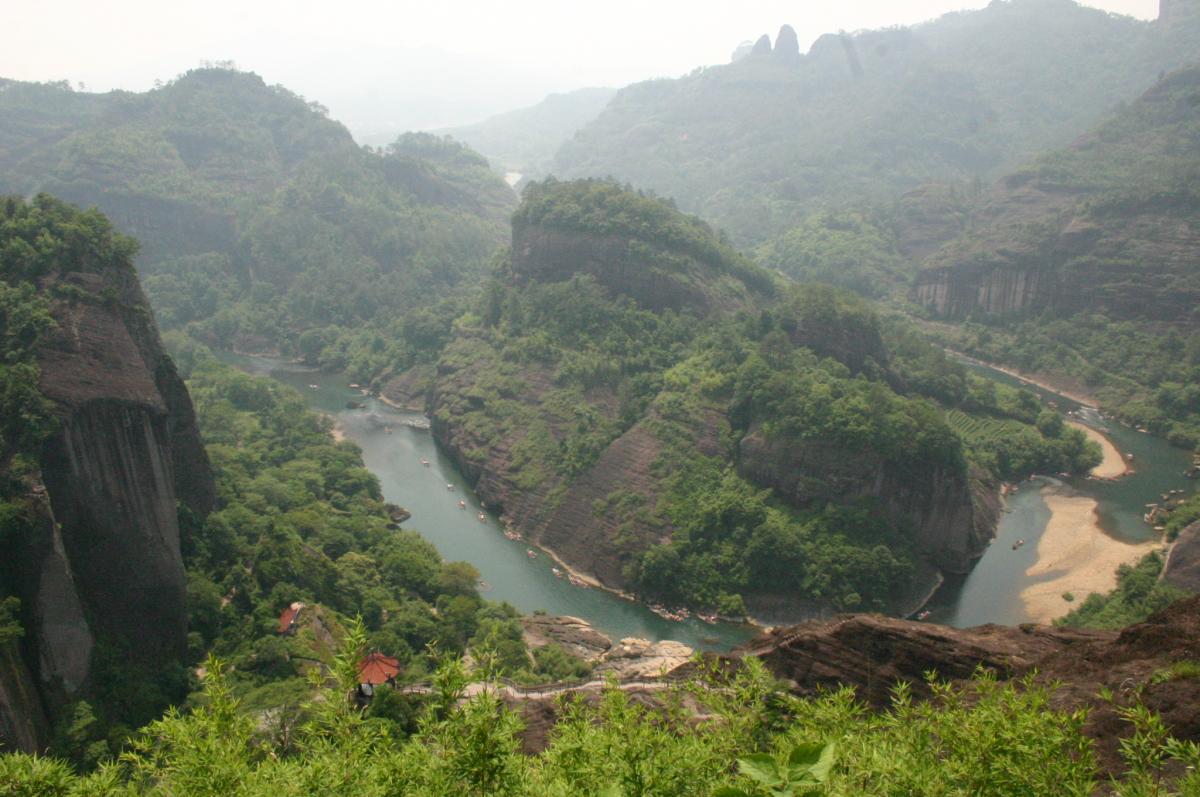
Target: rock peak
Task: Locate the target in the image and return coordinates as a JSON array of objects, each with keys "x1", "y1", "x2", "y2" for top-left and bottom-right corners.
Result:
[
  {"x1": 750, "y1": 34, "x2": 772, "y2": 56},
  {"x1": 773, "y1": 24, "x2": 801, "y2": 63}
]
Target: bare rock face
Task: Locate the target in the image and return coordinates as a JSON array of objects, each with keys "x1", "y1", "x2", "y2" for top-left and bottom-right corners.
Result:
[
  {"x1": 378, "y1": 364, "x2": 434, "y2": 412},
  {"x1": 737, "y1": 431, "x2": 997, "y2": 576},
  {"x1": 596, "y1": 638, "x2": 694, "y2": 680},
  {"x1": 1163, "y1": 522, "x2": 1200, "y2": 593},
  {"x1": 2, "y1": 260, "x2": 213, "y2": 752},
  {"x1": 521, "y1": 615, "x2": 612, "y2": 662},
  {"x1": 739, "y1": 595, "x2": 1200, "y2": 775},
  {"x1": 772, "y1": 25, "x2": 801, "y2": 64},
  {"x1": 740, "y1": 613, "x2": 1102, "y2": 706},
  {"x1": 912, "y1": 70, "x2": 1200, "y2": 324},
  {"x1": 34, "y1": 268, "x2": 212, "y2": 669},
  {"x1": 0, "y1": 644, "x2": 48, "y2": 754}
]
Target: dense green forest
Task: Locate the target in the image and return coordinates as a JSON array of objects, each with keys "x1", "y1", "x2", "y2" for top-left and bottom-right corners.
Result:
[
  {"x1": 5, "y1": 646, "x2": 1200, "y2": 796},
  {"x1": 926, "y1": 316, "x2": 1200, "y2": 448},
  {"x1": 0, "y1": 68, "x2": 515, "y2": 367},
  {"x1": 908, "y1": 66, "x2": 1200, "y2": 447},
  {"x1": 553, "y1": 0, "x2": 1198, "y2": 248},
  {"x1": 430, "y1": 180, "x2": 1099, "y2": 615},
  {"x1": 0, "y1": 198, "x2": 75, "y2": 653}
]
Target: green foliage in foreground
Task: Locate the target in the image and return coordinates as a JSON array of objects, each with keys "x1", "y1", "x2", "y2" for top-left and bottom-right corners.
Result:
[
  {"x1": 1057, "y1": 551, "x2": 1189, "y2": 630},
  {"x1": 5, "y1": 641, "x2": 1200, "y2": 797}
]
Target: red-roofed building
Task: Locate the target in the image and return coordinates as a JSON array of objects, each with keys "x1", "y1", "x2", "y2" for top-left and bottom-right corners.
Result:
[
  {"x1": 357, "y1": 652, "x2": 401, "y2": 686},
  {"x1": 277, "y1": 601, "x2": 305, "y2": 635}
]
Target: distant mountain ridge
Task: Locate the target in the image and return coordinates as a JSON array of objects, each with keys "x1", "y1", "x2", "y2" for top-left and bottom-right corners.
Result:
[
  {"x1": 552, "y1": 0, "x2": 1200, "y2": 247},
  {"x1": 439, "y1": 87, "x2": 617, "y2": 180},
  {"x1": 0, "y1": 68, "x2": 516, "y2": 356},
  {"x1": 913, "y1": 64, "x2": 1200, "y2": 324}
]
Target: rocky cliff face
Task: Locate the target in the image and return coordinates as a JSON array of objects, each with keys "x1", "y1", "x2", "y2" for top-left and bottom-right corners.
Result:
[
  {"x1": 912, "y1": 260, "x2": 1050, "y2": 319},
  {"x1": 1163, "y1": 521, "x2": 1200, "y2": 593},
  {"x1": 737, "y1": 432, "x2": 998, "y2": 577},
  {"x1": 1, "y1": 258, "x2": 213, "y2": 752},
  {"x1": 740, "y1": 596, "x2": 1200, "y2": 773},
  {"x1": 430, "y1": 343, "x2": 699, "y2": 592},
  {"x1": 912, "y1": 68, "x2": 1200, "y2": 324}
]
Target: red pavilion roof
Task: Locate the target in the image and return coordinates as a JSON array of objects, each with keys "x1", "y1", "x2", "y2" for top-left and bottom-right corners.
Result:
[
  {"x1": 357, "y1": 652, "x2": 401, "y2": 685},
  {"x1": 277, "y1": 602, "x2": 304, "y2": 634}
]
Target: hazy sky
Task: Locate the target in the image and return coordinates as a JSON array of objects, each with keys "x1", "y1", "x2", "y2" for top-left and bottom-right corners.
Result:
[{"x1": 3, "y1": 0, "x2": 1160, "y2": 139}]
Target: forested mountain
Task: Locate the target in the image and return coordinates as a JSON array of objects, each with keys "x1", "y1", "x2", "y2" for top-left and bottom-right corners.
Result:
[
  {"x1": 419, "y1": 179, "x2": 1099, "y2": 618},
  {"x1": 0, "y1": 196, "x2": 213, "y2": 753},
  {"x1": 439, "y1": 87, "x2": 617, "y2": 180},
  {"x1": 913, "y1": 65, "x2": 1200, "y2": 446},
  {"x1": 0, "y1": 68, "x2": 516, "y2": 358},
  {"x1": 552, "y1": 0, "x2": 1199, "y2": 248}
]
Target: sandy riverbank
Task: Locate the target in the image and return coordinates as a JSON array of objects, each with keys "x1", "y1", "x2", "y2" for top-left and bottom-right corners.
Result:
[
  {"x1": 1020, "y1": 486, "x2": 1159, "y2": 623},
  {"x1": 329, "y1": 419, "x2": 346, "y2": 443},
  {"x1": 1068, "y1": 421, "x2": 1127, "y2": 479}
]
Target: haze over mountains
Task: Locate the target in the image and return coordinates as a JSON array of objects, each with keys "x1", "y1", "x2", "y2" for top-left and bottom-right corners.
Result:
[
  {"x1": 3, "y1": 0, "x2": 1200, "y2": 790},
  {"x1": 553, "y1": 0, "x2": 1197, "y2": 246}
]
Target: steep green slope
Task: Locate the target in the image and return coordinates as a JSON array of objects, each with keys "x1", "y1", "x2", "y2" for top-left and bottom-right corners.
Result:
[
  {"x1": 0, "y1": 68, "x2": 517, "y2": 359},
  {"x1": 912, "y1": 65, "x2": 1200, "y2": 445},
  {"x1": 439, "y1": 87, "x2": 617, "y2": 179},
  {"x1": 552, "y1": 1, "x2": 1197, "y2": 248},
  {"x1": 423, "y1": 180, "x2": 1097, "y2": 617}
]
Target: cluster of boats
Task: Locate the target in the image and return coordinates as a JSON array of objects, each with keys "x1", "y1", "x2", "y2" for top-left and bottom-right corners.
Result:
[
  {"x1": 549, "y1": 567, "x2": 590, "y2": 589},
  {"x1": 648, "y1": 604, "x2": 718, "y2": 624},
  {"x1": 1145, "y1": 489, "x2": 1188, "y2": 530}
]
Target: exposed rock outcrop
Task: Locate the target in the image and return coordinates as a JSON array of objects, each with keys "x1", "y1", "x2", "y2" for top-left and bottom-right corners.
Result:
[
  {"x1": 749, "y1": 34, "x2": 772, "y2": 57},
  {"x1": 520, "y1": 615, "x2": 692, "y2": 679},
  {"x1": 595, "y1": 638, "x2": 694, "y2": 680},
  {"x1": 378, "y1": 364, "x2": 435, "y2": 412},
  {"x1": 740, "y1": 596, "x2": 1200, "y2": 774},
  {"x1": 912, "y1": 68, "x2": 1200, "y2": 324},
  {"x1": 1, "y1": 231, "x2": 213, "y2": 752},
  {"x1": 740, "y1": 612, "x2": 1101, "y2": 706},
  {"x1": 737, "y1": 432, "x2": 998, "y2": 576},
  {"x1": 772, "y1": 25, "x2": 801, "y2": 64},
  {"x1": 1163, "y1": 521, "x2": 1200, "y2": 593},
  {"x1": 521, "y1": 615, "x2": 612, "y2": 661}
]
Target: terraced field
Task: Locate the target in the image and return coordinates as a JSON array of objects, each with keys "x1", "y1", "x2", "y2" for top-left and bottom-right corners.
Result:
[{"x1": 945, "y1": 409, "x2": 1028, "y2": 445}]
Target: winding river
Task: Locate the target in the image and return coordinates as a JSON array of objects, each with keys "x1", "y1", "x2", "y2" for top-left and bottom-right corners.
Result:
[
  {"x1": 220, "y1": 353, "x2": 757, "y2": 652},
  {"x1": 221, "y1": 353, "x2": 1192, "y2": 647},
  {"x1": 924, "y1": 360, "x2": 1193, "y2": 626}
]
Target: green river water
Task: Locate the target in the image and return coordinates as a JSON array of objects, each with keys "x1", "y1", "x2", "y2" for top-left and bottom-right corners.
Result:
[
  {"x1": 220, "y1": 353, "x2": 758, "y2": 652},
  {"x1": 222, "y1": 353, "x2": 1193, "y2": 646},
  {"x1": 923, "y1": 360, "x2": 1194, "y2": 627}
]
